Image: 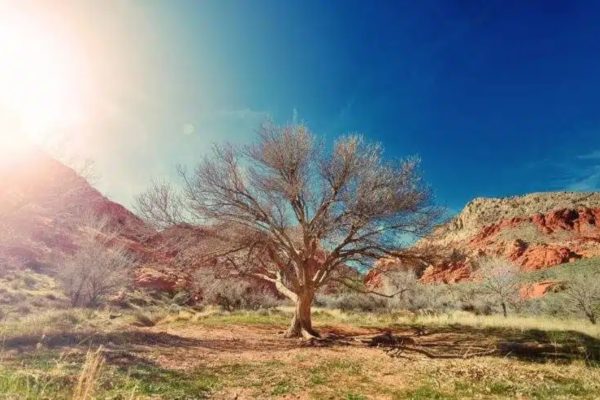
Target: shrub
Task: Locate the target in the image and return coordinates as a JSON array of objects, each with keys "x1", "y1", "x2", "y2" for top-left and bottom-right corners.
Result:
[
  {"x1": 57, "y1": 214, "x2": 134, "y2": 308},
  {"x1": 407, "y1": 283, "x2": 457, "y2": 314},
  {"x1": 131, "y1": 309, "x2": 167, "y2": 327},
  {"x1": 192, "y1": 269, "x2": 283, "y2": 311},
  {"x1": 316, "y1": 292, "x2": 388, "y2": 312},
  {"x1": 560, "y1": 269, "x2": 600, "y2": 324},
  {"x1": 475, "y1": 257, "x2": 522, "y2": 317}
]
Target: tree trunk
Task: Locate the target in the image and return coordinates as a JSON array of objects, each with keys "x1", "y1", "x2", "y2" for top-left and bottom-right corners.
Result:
[
  {"x1": 285, "y1": 290, "x2": 319, "y2": 339},
  {"x1": 501, "y1": 302, "x2": 507, "y2": 318},
  {"x1": 587, "y1": 312, "x2": 597, "y2": 325}
]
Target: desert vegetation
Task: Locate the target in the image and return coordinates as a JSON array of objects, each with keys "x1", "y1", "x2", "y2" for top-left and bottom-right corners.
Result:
[
  {"x1": 476, "y1": 257, "x2": 522, "y2": 317},
  {"x1": 2, "y1": 245, "x2": 600, "y2": 399},
  {"x1": 3, "y1": 247, "x2": 600, "y2": 398},
  {"x1": 0, "y1": 302, "x2": 599, "y2": 399},
  {"x1": 3, "y1": 0, "x2": 600, "y2": 398},
  {"x1": 57, "y1": 213, "x2": 133, "y2": 307},
  {"x1": 561, "y1": 269, "x2": 600, "y2": 324},
  {"x1": 2, "y1": 128, "x2": 600, "y2": 399}
]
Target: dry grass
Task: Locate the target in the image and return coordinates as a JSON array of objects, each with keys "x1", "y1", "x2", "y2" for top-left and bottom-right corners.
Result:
[
  {"x1": 398, "y1": 310, "x2": 600, "y2": 338},
  {"x1": 1, "y1": 307, "x2": 599, "y2": 399},
  {"x1": 0, "y1": 309, "x2": 130, "y2": 341},
  {"x1": 72, "y1": 347, "x2": 105, "y2": 400}
]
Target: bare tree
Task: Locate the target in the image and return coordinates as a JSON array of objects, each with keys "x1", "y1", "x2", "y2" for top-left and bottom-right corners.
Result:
[
  {"x1": 562, "y1": 270, "x2": 600, "y2": 324},
  {"x1": 375, "y1": 269, "x2": 419, "y2": 307},
  {"x1": 478, "y1": 257, "x2": 522, "y2": 317},
  {"x1": 58, "y1": 213, "x2": 134, "y2": 307},
  {"x1": 136, "y1": 123, "x2": 438, "y2": 338},
  {"x1": 135, "y1": 180, "x2": 186, "y2": 229}
]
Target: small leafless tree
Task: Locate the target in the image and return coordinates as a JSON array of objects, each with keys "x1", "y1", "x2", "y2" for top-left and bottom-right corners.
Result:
[
  {"x1": 136, "y1": 123, "x2": 438, "y2": 338},
  {"x1": 58, "y1": 214, "x2": 133, "y2": 307},
  {"x1": 562, "y1": 270, "x2": 600, "y2": 324},
  {"x1": 134, "y1": 179, "x2": 186, "y2": 230},
  {"x1": 478, "y1": 257, "x2": 522, "y2": 317},
  {"x1": 378, "y1": 269, "x2": 419, "y2": 307}
]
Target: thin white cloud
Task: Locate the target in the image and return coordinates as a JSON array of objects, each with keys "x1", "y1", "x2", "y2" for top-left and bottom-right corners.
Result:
[
  {"x1": 577, "y1": 150, "x2": 600, "y2": 160},
  {"x1": 525, "y1": 150, "x2": 600, "y2": 193},
  {"x1": 565, "y1": 166, "x2": 600, "y2": 191}
]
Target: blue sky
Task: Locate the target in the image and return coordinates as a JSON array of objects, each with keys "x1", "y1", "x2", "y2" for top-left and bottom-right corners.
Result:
[{"x1": 24, "y1": 0, "x2": 600, "y2": 212}]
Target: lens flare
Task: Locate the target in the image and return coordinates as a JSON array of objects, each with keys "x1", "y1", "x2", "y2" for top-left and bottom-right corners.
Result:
[{"x1": 0, "y1": 5, "x2": 88, "y2": 151}]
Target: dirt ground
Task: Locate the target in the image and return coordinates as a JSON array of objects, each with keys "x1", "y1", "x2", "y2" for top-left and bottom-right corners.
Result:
[
  {"x1": 105, "y1": 321, "x2": 600, "y2": 399},
  {"x1": 2, "y1": 313, "x2": 600, "y2": 399}
]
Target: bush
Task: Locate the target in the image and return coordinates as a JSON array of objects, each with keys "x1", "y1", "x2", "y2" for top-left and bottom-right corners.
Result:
[
  {"x1": 192, "y1": 269, "x2": 283, "y2": 311},
  {"x1": 316, "y1": 292, "x2": 388, "y2": 312},
  {"x1": 131, "y1": 309, "x2": 168, "y2": 327},
  {"x1": 57, "y1": 214, "x2": 134, "y2": 308},
  {"x1": 316, "y1": 275, "x2": 460, "y2": 314},
  {"x1": 405, "y1": 283, "x2": 457, "y2": 314},
  {"x1": 560, "y1": 269, "x2": 600, "y2": 324},
  {"x1": 475, "y1": 257, "x2": 522, "y2": 317}
]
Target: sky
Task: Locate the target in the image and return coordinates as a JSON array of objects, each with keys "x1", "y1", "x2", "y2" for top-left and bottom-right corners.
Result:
[{"x1": 2, "y1": 0, "x2": 600, "y2": 213}]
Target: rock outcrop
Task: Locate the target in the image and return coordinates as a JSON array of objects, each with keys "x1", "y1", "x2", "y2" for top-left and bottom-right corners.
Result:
[
  {"x1": 376, "y1": 192, "x2": 600, "y2": 284},
  {"x1": 134, "y1": 266, "x2": 191, "y2": 292},
  {"x1": 520, "y1": 280, "x2": 564, "y2": 299}
]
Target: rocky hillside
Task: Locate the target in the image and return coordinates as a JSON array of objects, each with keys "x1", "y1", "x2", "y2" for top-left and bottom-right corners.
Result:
[
  {"x1": 5, "y1": 150, "x2": 599, "y2": 295},
  {"x1": 0, "y1": 147, "x2": 152, "y2": 267},
  {"x1": 418, "y1": 192, "x2": 600, "y2": 282},
  {"x1": 0, "y1": 148, "x2": 278, "y2": 297},
  {"x1": 0, "y1": 148, "x2": 208, "y2": 293}
]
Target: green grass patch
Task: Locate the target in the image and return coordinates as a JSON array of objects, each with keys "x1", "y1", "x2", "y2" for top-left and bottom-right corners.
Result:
[
  {"x1": 397, "y1": 384, "x2": 453, "y2": 400},
  {"x1": 345, "y1": 393, "x2": 368, "y2": 400},
  {"x1": 125, "y1": 363, "x2": 218, "y2": 398}
]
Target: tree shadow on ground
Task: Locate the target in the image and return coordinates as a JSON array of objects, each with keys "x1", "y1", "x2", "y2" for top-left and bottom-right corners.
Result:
[
  {"x1": 5, "y1": 346, "x2": 217, "y2": 399},
  {"x1": 372, "y1": 324, "x2": 600, "y2": 365},
  {"x1": 1, "y1": 328, "x2": 301, "y2": 354},
  {"x1": 3, "y1": 322, "x2": 598, "y2": 366},
  {"x1": 2, "y1": 330, "x2": 205, "y2": 350}
]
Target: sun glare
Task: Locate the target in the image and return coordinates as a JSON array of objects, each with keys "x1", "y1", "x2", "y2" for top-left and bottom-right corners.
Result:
[{"x1": 0, "y1": 5, "x2": 88, "y2": 153}]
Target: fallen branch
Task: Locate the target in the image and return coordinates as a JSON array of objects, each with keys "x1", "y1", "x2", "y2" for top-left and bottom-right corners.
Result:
[
  {"x1": 385, "y1": 345, "x2": 497, "y2": 359},
  {"x1": 368, "y1": 332, "x2": 497, "y2": 359}
]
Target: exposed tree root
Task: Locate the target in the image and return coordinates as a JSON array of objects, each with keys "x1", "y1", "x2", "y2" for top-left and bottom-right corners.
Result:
[
  {"x1": 497, "y1": 342, "x2": 583, "y2": 359},
  {"x1": 284, "y1": 326, "x2": 321, "y2": 340},
  {"x1": 301, "y1": 333, "x2": 353, "y2": 347}
]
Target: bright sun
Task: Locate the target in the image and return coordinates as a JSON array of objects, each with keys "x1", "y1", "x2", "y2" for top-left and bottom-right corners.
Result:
[{"x1": 0, "y1": 5, "x2": 88, "y2": 152}]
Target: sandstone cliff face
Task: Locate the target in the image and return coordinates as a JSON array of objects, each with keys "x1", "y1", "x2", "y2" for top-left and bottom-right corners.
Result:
[{"x1": 418, "y1": 192, "x2": 600, "y2": 282}]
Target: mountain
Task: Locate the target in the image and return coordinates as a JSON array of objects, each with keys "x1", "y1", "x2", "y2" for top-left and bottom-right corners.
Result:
[
  {"x1": 0, "y1": 148, "x2": 278, "y2": 297},
  {"x1": 417, "y1": 192, "x2": 600, "y2": 282},
  {"x1": 0, "y1": 147, "x2": 153, "y2": 268},
  {"x1": 5, "y1": 150, "x2": 598, "y2": 296}
]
